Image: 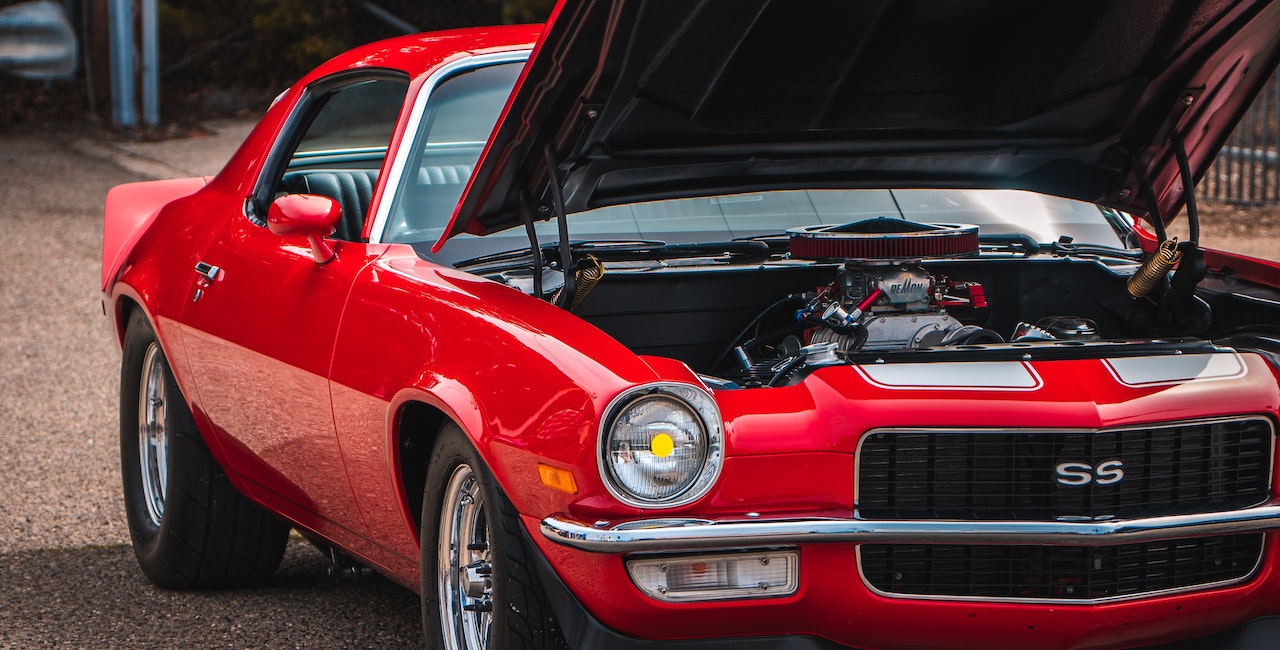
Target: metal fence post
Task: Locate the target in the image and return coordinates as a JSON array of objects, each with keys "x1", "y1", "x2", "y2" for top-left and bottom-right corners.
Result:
[
  {"x1": 107, "y1": 0, "x2": 134, "y2": 127},
  {"x1": 141, "y1": 0, "x2": 158, "y2": 125}
]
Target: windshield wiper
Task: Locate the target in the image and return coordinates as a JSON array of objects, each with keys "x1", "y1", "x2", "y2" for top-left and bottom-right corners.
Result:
[
  {"x1": 565, "y1": 239, "x2": 772, "y2": 262},
  {"x1": 978, "y1": 233, "x2": 1042, "y2": 256},
  {"x1": 1049, "y1": 237, "x2": 1144, "y2": 261},
  {"x1": 978, "y1": 233, "x2": 1143, "y2": 261},
  {"x1": 454, "y1": 239, "x2": 774, "y2": 271}
]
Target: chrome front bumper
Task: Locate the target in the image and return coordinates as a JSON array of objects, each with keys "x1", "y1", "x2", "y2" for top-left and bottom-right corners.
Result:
[{"x1": 541, "y1": 503, "x2": 1280, "y2": 553}]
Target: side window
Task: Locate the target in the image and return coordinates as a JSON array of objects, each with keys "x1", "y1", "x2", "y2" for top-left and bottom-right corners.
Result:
[
  {"x1": 269, "y1": 76, "x2": 409, "y2": 242},
  {"x1": 383, "y1": 62, "x2": 523, "y2": 243}
]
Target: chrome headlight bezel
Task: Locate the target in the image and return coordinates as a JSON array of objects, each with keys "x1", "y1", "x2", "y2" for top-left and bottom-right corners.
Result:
[{"x1": 597, "y1": 383, "x2": 723, "y2": 508}]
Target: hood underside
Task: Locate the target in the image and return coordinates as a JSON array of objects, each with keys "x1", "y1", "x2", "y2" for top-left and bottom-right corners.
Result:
[{"x1": 442, "y1": 0, "x2": 1280, "y2": 243}]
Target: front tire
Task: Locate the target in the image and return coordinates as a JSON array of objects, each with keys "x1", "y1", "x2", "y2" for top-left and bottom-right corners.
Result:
[
  {"x1": 119, "y1": 308, "x2": 288, "y2": 588},
  {"x1": 421, "y1": 424, "x2": 564, "y2": 650}
]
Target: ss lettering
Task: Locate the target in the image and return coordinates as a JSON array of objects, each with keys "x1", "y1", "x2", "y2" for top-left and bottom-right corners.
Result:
[{"x1": 1054, "y1": 459, "x2": 1124, "y2": 486}]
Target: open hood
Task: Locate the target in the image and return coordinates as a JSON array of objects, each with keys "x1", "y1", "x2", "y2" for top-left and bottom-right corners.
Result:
[{"x1": 441, "y1": 0, "x2": 1280, "y2": 244}]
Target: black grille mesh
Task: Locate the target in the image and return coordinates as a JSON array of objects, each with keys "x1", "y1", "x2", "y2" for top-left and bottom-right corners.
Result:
[
  {"x1": 860, "y1": 535, "x2": 1265, "y2": 600},
  {"x1": 857, "y1": 418, "x2": 1274, "y2": 521}
]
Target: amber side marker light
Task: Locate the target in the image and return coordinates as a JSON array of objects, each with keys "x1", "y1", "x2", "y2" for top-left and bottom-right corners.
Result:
[{"x1": 538, "y1": 463, "x2": 578, "y2": 494}]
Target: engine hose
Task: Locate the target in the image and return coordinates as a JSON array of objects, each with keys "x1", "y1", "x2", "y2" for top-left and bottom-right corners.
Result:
[
  {"x1": 1127, "y1": 239, "x2": 1182, "y2": 299},
  {"x1": 766, "y1": 354, "x2": 810, "y2": 387},
  {"x1": 566, "y1": 255, "x2": 604, "y2": 312}
]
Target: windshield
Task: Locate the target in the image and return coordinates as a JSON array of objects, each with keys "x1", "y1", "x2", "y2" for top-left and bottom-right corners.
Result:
[{"x1": 423, "y1": 188, "x2": 1135, "y2": 266}]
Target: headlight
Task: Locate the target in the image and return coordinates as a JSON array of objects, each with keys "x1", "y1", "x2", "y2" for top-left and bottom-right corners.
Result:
[{"x1": 599, "y1": 383, "x2": 723, "y2": 508}]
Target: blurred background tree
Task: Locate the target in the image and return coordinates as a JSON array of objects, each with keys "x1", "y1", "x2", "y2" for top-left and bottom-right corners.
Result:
[
  {"x1": 1, "y1": 0, "x2": 555, "y2": 128},
  {"x1": 159, "y1": 0, "x2": 554, "y2": 101}
]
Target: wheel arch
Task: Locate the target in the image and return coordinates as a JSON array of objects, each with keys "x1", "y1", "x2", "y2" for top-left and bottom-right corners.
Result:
[
  {"x1": 394, "y1": 399, "x2": 449, "y2": 542},
  {"x1": 114, "y1": 294, "x2": 140, "y2": 346},
  {"x1": 390, "y1": 383, "x2": 492, "y2": 548}
]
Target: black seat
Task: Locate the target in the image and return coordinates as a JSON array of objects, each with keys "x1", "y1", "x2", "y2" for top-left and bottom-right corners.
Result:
[
  {"x1": 403, "y1": 164, "x2": 473, "y2": 234},
  {"x1": 282, "y1": 169, "x2": 379, "y2": 241}
]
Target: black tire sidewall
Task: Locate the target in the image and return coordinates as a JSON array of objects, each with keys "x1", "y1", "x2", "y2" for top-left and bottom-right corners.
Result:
[
  {"x1": 118, "y1": 309, "x2": 222, "y2": 585},
  {"x1": 422, "y1": 424, "x2": 538, "y2": 650},
  {"x1": 119, "y1": 309, "x2": 167, "y2": 562}
]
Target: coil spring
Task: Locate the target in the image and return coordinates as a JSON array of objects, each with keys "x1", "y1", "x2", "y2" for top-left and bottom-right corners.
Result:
[
  {"x1": 565, "y1": 255, "x2": 604, "y2": 311},
  {"x1": 1126, "y1": 239, "x2": 1182, "y2": 299}
]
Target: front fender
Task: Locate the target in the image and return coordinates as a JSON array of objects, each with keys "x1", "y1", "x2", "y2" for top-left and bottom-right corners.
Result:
[{"x1": 329, "y1": 251, "x2": 668, "y2": 557}]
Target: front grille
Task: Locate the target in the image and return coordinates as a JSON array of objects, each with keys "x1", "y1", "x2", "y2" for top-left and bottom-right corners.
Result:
[
  {"x1": 860, "y1": 534, "x2": 1265, "y2": 601},
  {"x1": 857, "y1": 417, "x2": 1274, "y2": 521}
]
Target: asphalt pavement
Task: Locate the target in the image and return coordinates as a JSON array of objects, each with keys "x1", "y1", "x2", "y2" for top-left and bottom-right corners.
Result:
[{"x1": 0, "y1": 123, "x2": 423, "y2": 648}]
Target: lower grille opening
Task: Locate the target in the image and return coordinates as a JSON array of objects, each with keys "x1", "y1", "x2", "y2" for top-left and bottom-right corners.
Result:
[{"x1": 860, "y1": 534, "x2": 1264, "y2": 601}]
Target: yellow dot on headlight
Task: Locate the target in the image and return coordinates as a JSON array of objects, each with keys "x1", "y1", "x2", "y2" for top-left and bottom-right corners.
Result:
[{"x1": 651, "y1": 433, "x2": 675, "y2": 458}]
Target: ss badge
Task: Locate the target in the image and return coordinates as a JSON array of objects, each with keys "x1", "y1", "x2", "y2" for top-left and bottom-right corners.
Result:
[{"x1": 1055, "y1": 459, "x2": 1125, "y2": 486}]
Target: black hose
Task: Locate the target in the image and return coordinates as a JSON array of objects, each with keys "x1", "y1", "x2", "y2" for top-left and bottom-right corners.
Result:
[
  {"x1": 766, "y1": 355, "x2": 810, "y2": 387},
  {"x1": 708, "y1": 295, "x2": 805, "y2": 371}
]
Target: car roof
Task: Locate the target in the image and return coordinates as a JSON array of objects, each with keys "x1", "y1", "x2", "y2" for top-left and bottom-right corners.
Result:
[{"x1": 300, "y1": 24, "x2": 541, "y2": 83}]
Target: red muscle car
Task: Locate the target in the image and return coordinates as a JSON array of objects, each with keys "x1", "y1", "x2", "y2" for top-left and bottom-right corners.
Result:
[{"x1": 102, "y1": 1, "x2": 1280, "y2": 648}]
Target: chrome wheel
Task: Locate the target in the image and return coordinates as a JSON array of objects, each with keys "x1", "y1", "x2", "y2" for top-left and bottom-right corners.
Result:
[
  {"x1": 137, "y1": 341, "x2": 169, "y2": 527},
  {"x1": 437, "y1": 463, "x2": 493, "y2": 650}
]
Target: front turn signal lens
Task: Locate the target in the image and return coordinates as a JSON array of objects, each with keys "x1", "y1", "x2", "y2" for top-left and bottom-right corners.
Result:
[{"x1": 537, "y1": 463, "x2": 578, "y2": 494}]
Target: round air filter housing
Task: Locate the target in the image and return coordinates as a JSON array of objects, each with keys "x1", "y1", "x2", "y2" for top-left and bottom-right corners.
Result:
[{"x1": 787, "y1": 218, "x2": 979, "y2": 261}]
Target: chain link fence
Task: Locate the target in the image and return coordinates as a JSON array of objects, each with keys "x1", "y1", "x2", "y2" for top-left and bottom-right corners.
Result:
[{"x1": 1199, "y1": 69, "x2": 1280, "y2": 205}]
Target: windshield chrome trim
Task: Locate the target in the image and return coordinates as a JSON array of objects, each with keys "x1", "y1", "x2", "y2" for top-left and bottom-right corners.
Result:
[
  {"x1": 541, "y1": 503, "x2": 1280, "y2": 554},
  {"x1": 367, "y1": 50, "x2": 531, "y2": 244}
]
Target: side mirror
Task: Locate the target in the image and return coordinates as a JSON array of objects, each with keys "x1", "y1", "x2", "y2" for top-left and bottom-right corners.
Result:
[{"x1": 268, "y1": 194, "x2": 341, "y2": 263}]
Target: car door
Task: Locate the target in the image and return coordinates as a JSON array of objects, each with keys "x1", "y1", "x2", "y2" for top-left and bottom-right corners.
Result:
[{"x1": 179, "y1": 71, "x2": 409, "y2": 559}]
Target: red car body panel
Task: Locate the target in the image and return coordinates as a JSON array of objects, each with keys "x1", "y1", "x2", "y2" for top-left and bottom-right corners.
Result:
[
  {"x1": 101, "y1": 176, "x2": 208, "y2": 292},
  {"x1": 103, "y1": 5, "x2": 1280, "y2": 649}
]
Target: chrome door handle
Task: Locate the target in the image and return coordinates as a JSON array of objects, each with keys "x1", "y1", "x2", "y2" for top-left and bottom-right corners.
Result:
[
  {"x1": 194, "y1": 262, "x2": 221, "y2": 281},
  {"x1": 193, "y1": 262, "x2": 221, "y2": 302}
]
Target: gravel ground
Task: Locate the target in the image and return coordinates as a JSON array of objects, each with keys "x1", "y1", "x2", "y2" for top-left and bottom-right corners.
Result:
[
  {"x1": 1191, "y1": 202, "x2": 1280, "y2": 260},
  {"x1": 0, "y1": 130, "x2": 422, "y2": 648},
  {"x1": 0, "y1": 122, "x2": 1276, "y2": 648}
]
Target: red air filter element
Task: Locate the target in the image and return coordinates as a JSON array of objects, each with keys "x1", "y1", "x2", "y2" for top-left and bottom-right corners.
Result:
[{"x1": 788, "y1": 218, "x2": 980, "y2": 261}]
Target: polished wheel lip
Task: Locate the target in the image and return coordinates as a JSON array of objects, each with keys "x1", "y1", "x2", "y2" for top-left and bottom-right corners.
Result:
[
  {"x1": 137, "y1": 342, "x2": 168, "y2": 528},
  {"x1": 438, "y1": 463, "x2": 493, "y2": 650}
]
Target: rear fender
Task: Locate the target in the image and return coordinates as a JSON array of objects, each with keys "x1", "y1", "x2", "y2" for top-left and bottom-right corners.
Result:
[{"x1": 102, "y1": 177, "x2": 208, "y2": 291}]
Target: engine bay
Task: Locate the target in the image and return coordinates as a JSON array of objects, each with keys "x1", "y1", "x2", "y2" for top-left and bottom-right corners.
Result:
[
  {"x1": 705, "y1": 219, "x2": 1116, "y2": 388},
  {"x1": 471, "y1": 216, "x2": 1270, "y2": 389}
]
